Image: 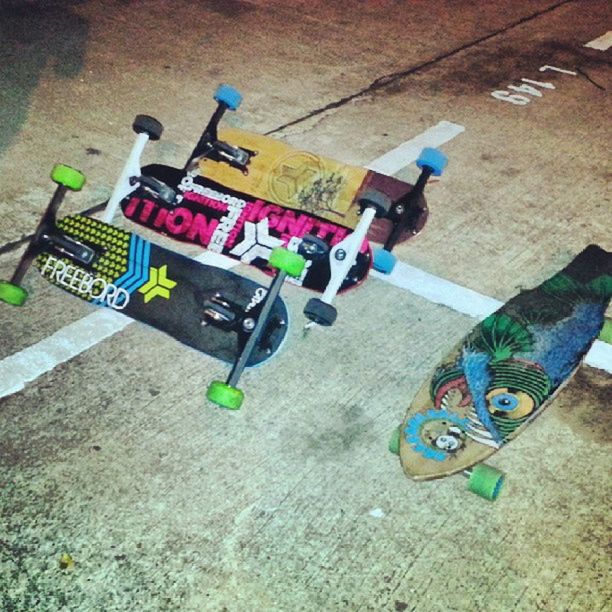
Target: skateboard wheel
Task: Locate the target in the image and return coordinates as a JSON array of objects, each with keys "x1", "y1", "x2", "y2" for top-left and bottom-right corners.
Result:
[
  {"x1": 50, "y1": 164, "x2": 86, "y2": 191},
  {"x1": 466, "y1": 463, "x2": 504, "y2": 501},
  {"x1": 0, "y1": 280, "x2": 28, "y2": 306},
  {"x1": 359, "y1": 189, "x2": 392, "y2": 218},
  {"x1": 268, "y1": 248, "x2": 306, "y2": 278},
  {"x1": 132, "y1": 114, "x2": 163, "y2": 141},
  {"x1": 417, "y1": 147, "x2": 448, "y2": 176},
  {"x1": 206, "y1": 380, "x2": 244, "y2": 410},
  {"x1": 214, "y1": 84, "x2": 242, "y2": 111},
  {"x1": 373, "y1": 247, "x2": 397, "y2": 274},
  {"x1": 303, "y1": 297, "x2": 337, "y2": 326},
  {"x1": 598, "y1": 319, "x2": 612, "y2": 345},
  {"x1": 388, "y1": 425, "x2": 401, "y2": 455}
]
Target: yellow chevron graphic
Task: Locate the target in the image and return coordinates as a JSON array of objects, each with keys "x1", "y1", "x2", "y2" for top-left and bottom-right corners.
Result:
[{"x1": 138, "y1": 264, "x2": 177, "y2": 303}]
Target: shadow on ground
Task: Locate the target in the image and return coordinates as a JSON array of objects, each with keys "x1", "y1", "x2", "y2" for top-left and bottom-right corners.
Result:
[{"x1": 0, "y1": 0, "x2": 89, "y2": 155}]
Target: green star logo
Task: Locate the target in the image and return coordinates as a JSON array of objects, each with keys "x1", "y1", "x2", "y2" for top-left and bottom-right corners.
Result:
[{"x1": 138, "y1": 264, "x2": 177, "y2": 303}]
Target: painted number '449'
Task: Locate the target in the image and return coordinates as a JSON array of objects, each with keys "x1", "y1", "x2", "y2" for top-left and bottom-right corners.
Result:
[{"x1": 491, "y1": 65, "x2": 577, "y2": 105}]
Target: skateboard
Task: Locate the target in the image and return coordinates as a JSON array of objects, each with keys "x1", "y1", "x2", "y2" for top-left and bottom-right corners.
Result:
[
  {"x1": 100, "y1": 85, "x2": 446, "y2": 302},
  {"x1": 0, "y1": 165, "x2": 307, "y2": 410},
  {"x1": 390, "y1": 245, "x2": 612, "y2": 500}
]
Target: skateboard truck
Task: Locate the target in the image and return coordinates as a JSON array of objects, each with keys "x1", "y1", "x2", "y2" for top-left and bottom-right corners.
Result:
[
  {"x1": 206, "y1": 244, "x2": 308, "y2": 410},
  {"x1": 133, "y1": 174, "x2": 177, "y2": 205},
  {"x1": 186, "y1": 84, "x2": 255, "y2": 174},
  {"x1": 0, "y1": 164, "x2": 90, "y2": 306},
  {"x1": 201, "y1": 293, "x2": 283, "y2": 355},
  {"x1": 303, "y1": 190, "x2": 392, "y2": 328},
  {"x1": 103, "y1": 84, "x2": 251, "y2": 225},
  {"x1": 373, "y1": 147, "x2": 448, "y2": 274}
]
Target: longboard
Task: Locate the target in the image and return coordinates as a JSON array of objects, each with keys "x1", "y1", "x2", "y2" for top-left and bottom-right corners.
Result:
[
  {"x1": 34, "y1": 214, "x2": 289, "y2": 366},
  {"x1": 394, "y1": 244, "x2": 612, "y2": 499},
  {"x1": 110, "y1": 92, "x2": 432, "y2": 293}
]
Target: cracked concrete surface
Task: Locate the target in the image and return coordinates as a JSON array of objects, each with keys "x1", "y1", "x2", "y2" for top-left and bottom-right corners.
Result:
[{"x1": 0, "y1": 0, "x2": 610, "y2": 609}]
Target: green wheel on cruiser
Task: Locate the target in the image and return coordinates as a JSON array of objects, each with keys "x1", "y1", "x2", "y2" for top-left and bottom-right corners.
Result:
[
  {"x1": 50, "y1": 164, "x2": 86, "y2": 191},
  {"x1": 599, "y1": 318, "x2": 612, "y2": 344},
  {"x1": 466, "y1": 463, "x2": 504, "y2": 501},
  {"x1": 268, "y1": 247, "x2": 306, "y2": 278},
  {"x1": 0, "y1": 280, "x2": 28, "y2": 306},
  {"x1": 206, "y1": 380, "x2": 244, "y2": 410},
  {"x1": 388, "y1": 425, "x2": 401, "y2": 455}
]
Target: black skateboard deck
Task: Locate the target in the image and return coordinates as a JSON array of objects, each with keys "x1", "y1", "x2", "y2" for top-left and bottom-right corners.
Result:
[
  {"x1": 120, "y1": 163, "x2": 373, "y2": 294},
  {"x1": 34, "y1": 214, "x2": 289, "y2": 365},
  {"x1": 393, "y1": 244, "x2": 612, "y2": 500}
]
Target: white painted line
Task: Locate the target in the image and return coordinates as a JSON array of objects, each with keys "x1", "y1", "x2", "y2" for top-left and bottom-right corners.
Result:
[
  {"x1": 365, "y1": 120, "x2": 465, "y2": 175},
  {"x1": 0, "y1": 309, "x2": 131, "y2": 397},
  {"x1": 584, "y1": 31, "x2": 612, "y2": 51},
  {"x1": 371, "y1": 261, "x2": 611, "y2": 373},
  {"x1": 371, "y1": 263, "x2": 502, "y2": 320},
  {"x1": 586, "y1": 341, "x2": 612, "y2": 372}
]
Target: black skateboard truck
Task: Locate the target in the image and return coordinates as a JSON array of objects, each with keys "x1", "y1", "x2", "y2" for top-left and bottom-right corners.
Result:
[
  {"x1": 0, "y1": 164, "x2": 92, "y2": 306},
  {"x1": 206, "y1": 235, "x2": 327, "y2": 410},
  {"x1": 206, "y1": 251, "x2": 304, "y2": 410},
  {"x1": 373, "y1": 147, "x2": 448, "y2": 274}
]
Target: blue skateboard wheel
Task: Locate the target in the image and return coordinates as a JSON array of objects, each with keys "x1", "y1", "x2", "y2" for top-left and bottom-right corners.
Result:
[
  {"x1": 417, "y1": 147, "x2": 448, "y2": 176},
  {"x1": 214, "y1": 84, "x2": 242, "y2": 111},
  {"x1": 373, "y1": 247, "x2": 397, "y2": 274}
]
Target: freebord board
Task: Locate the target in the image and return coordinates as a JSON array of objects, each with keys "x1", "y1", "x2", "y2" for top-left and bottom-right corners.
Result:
[
  {"x1": 0, "y1": 165, "x2": 306, "y2": 409},
  {"x1": 391, "y1": 245, "x2": 612, "y2": 500}
]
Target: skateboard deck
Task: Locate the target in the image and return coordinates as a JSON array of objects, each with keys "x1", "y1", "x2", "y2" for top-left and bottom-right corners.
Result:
[
  {"x1": 199, "y1": 128, "x2": 420, "y2": 231},
  {"x1": 397, "y1": 245, "x2": 612, "y2": 494},
  {"x1": 34, "y1": 214, "x2": 289, "y2": 365},
  {"x1": 118, "y1": 127, "x2": 426, "y2": 293},
  {"x1": 120, "y1": 163, "x2": 370, "y2": 293}
]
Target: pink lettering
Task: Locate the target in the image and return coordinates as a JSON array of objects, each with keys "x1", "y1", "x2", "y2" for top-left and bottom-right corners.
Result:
[
  {"x1": 136, "y1": 199, "x2": 158, "y2": 224},
  {"x1": 165, "y1": 208, "x2": 193, "y2": 235},
  {"x1": 153, "y1": 207, "x2": 169, "y2": 229},
  {"x1": 123, "y1": 196, "x2": 141, "y2": 218}
]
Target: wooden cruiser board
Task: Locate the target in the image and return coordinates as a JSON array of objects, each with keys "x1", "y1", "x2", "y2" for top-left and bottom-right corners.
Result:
[
  {"x1": 198, "y1": 127, "x2": 415, "y2": 230},
  {"x1": 398, "y1": 244, "x2": 612, "y2": 482}
]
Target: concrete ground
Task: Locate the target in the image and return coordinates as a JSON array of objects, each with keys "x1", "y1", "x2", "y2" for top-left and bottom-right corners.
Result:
[{"x1": 0, "y1": 0, "x2": 610, "y2": 609}]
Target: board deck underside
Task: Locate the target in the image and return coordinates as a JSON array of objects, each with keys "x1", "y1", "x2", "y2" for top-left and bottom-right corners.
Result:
[{"x1": 398, "y1": 244, "x2": 612, "y2": 480}]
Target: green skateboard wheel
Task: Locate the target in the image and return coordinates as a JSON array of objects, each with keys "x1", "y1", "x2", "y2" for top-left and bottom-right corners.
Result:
[
  {"x1": 599, "y1": 319, "x2": 612, "y2": 345},
  {"x1": 268, "y1": 248, "x2": 306, "y2": 278},
  {"x1": 466, "y1": 463, "x2": 504, "y2": 501},
  {"x1": 206, "y1": 380, "x2": 244, "y2": 410},
  {"x1": 51, "y1": 164, "x2": 86, "y2": 191},
  {"x1": 0, "y1": 280, "x2": 28, "y2": 306},
  {"x1": 388, "y1": 425, "x2": 401, "y2": 455}
]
